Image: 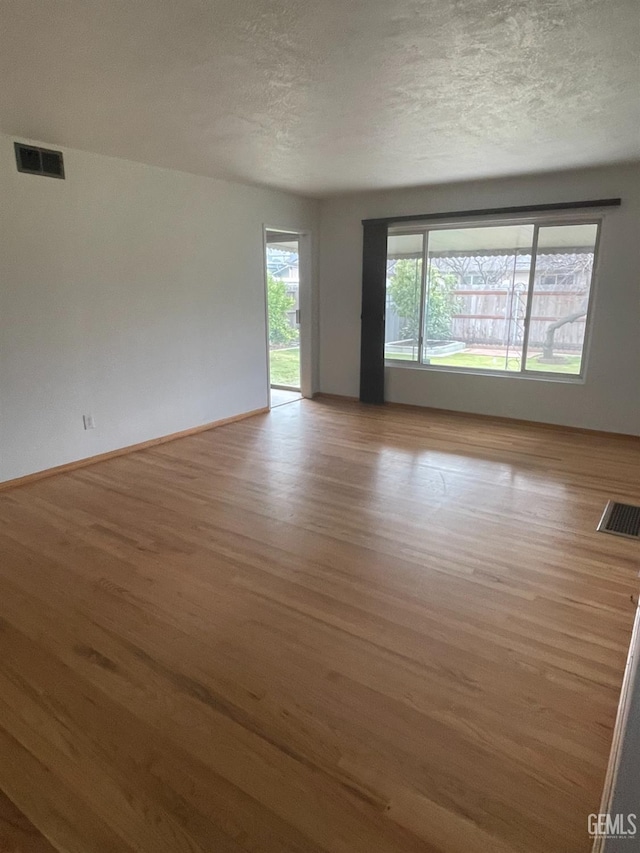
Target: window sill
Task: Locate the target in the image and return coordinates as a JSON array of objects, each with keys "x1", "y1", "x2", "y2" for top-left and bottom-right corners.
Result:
[{"x1": 385, "y1": 360, "x2": 586, "y2": 384}]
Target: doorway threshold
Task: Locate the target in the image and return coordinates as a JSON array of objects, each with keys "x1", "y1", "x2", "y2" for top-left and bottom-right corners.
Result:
[{"x1": 271, "y1": 388, "x2": 302, "y2": 408}]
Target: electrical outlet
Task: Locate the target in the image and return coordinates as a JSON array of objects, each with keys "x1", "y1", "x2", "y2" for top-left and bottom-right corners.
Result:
[{"x1": 83, "y1": 414, "x2": 96, "y2": 430}]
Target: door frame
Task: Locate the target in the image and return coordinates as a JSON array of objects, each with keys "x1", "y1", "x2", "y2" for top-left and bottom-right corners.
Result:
[{"x1": 262, "y1": 225, "x2": 314, "y2": 405}]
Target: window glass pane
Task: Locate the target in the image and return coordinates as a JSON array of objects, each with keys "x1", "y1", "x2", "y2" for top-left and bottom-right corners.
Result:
[
  {"x1": 422, "y1": 225, "x2": 534, "y2": 371},
  {"x1": 524, "y1": 223, "x2": 598, "y2": 375},
  {"x1": 385, "y1": 232, "x2": 423, "y2": 361}
]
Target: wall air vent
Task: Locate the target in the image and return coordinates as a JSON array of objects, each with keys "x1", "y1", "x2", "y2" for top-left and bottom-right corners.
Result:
[
  {"x1": 597, "y1": 501, "x2": 640, "y2": 540},
  {"x1": 14, "y1": 142, "x2": 64, "y2": 179}
]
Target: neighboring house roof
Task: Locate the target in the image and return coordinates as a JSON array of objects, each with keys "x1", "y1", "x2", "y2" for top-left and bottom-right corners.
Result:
[{"x1": 267, "y1": 250, "x2": 299, "y2": 281}]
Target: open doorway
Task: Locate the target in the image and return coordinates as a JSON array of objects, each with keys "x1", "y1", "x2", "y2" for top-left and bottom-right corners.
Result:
[{"x1": 265, "y1": 230, "x2": 303, "y2": 404}]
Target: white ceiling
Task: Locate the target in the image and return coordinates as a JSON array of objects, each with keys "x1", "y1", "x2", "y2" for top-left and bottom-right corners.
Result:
[{"x1": 1, "y1": 0, "x2": 638, "y2": 197}]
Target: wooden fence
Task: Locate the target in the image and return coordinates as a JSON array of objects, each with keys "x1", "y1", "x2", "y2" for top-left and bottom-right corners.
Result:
[
  {"x1": 386, "y1": 288, "x2": 587, "y2": 350},
  {"x1": 451, "y1": 289, "x2": 586, "y2": 348}
]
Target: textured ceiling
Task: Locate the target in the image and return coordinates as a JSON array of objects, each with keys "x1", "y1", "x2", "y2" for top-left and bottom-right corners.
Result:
[{"x1": 0, "y1": 0, "x2": 638, "y2": 196}]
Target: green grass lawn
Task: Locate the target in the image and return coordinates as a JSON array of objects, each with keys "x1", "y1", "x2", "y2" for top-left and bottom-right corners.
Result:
[
  {"x1": 385, "y1": 349, "x2": 581, "y2": 375},
  {"x1": 270, "y1": 347, "x2": 301, "y2": 387}
]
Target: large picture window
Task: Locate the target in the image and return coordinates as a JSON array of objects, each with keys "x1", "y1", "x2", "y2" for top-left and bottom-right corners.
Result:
[{"x1": 384, "y1": 218, "x2": 600, "y2": 378}]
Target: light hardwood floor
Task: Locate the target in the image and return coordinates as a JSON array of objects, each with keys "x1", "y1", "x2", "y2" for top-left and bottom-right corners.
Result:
[
  {"x1": 0, "y1": 398, "x2": 638, "y2": 853},
  {"x1": 0, "y1": 789, "x2": 56, "y2": 852}
]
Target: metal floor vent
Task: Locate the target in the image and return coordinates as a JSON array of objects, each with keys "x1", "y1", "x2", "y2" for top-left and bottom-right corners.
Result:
[{"x1": 597, "y1": 501, "x2": 640, "y2": 540}]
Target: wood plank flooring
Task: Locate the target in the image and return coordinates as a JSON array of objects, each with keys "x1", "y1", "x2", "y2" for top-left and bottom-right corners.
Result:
[
  {"x1": 0, "y1": 790, "x2": 56, "y2": 852},
  {"x1": 0, "y1": 398, "x2": 638, "y2": 853}
]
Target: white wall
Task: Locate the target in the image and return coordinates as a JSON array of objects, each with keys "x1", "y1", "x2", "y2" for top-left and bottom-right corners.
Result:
[
  {"x1": 0, "y1": 134, "x2": 318, "y2": 482},
  {"x1": 319, "y1": 164, "x2": 640, "y2": 435}
]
